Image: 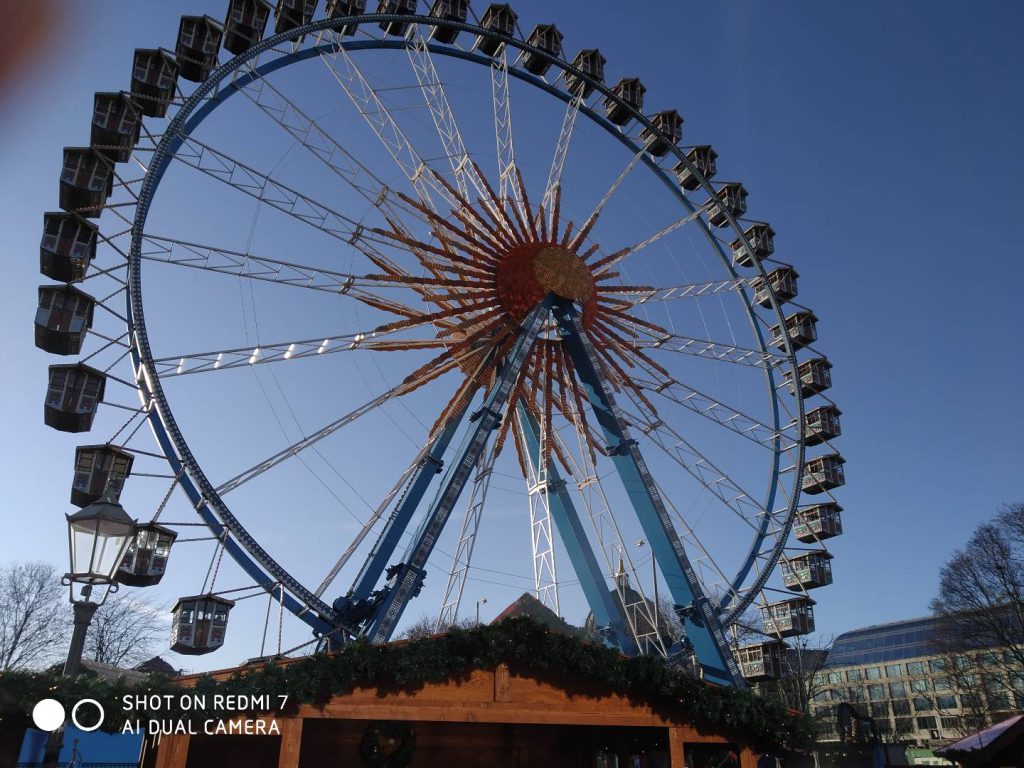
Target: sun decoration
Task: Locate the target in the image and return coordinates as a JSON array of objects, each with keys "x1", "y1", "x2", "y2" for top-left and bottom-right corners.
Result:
[{"x1": 344, "y1": 162, "x2": 672, "y2": 476}]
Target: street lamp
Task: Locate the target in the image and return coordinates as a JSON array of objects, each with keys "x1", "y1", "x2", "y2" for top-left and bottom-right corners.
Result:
[
  {"x1": 43, "y1": 495, "x2": 135, "y2": 766},
  {"x1": 62, "y1": 494, "x2": 136, "y2": 673},
  {"x1": 476, "y1": 597, "x2": 488, "y2": 625}
]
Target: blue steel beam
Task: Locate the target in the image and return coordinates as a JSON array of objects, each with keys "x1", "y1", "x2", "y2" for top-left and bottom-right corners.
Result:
[
  {"x1": 365, "y1": 297, "x2": 555, "y2": 642},
  {"x1": 515, "y1": 403, "x2": 638, "y2": 655},
  {"x1": 552, "y1": 300, "x2": 744, "y2": 687},
  {"x1": 345, "y1": 407, "x2": 470, "y2": 606}
]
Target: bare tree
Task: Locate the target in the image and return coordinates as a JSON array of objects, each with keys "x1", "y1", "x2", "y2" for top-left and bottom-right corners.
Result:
[
  {"x1": 84, "y1": 592, "x2": 165, "y2": 667},
  {"x1": 930, "y1": 502, "x2": 1024, "y2": 732},
  {"x1": 0, "y1": 562, "x2": 68, "y2": 670},
  {"x1": 930, "y1": 503, "x2": 1024, "y2": 672}
]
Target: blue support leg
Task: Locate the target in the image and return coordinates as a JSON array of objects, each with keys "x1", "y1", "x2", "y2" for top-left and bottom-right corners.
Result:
[
  {"x1": 553, "y1": 300, "x2": 743, "y2": 687},
  {"x1": 515, "y1": 403, "x2": 639, "y2": 655},
  {"x1": 364, "y1": 297, "x2": 555, "y2": 642}
]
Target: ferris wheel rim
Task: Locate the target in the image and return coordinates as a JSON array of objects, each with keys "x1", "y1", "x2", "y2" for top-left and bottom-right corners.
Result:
[{"x1": 123, "y1": 11, "x2": 806, "y2": 637}]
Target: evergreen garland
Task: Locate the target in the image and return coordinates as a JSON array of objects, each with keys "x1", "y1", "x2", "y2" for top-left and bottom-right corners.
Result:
[{"x1": 0, "y1": 618, "x2": 815, "y2": 752}]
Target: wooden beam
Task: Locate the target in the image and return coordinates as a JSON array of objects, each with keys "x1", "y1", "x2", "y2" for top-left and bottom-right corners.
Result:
[
  {"x1": 153, "y1": 733, "x2": 190, "y2": 768},
  {"x1": 277, "y1": 718, "x2": 303, "y2": 768},
  {"x1": 669, "y1": 727, "x2": 685, "y2": 768}
]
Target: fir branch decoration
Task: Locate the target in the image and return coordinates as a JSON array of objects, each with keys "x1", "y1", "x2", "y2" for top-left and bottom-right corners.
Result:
[{"x1": 0, "y1": 618, "x2": 815, "y2": 752}]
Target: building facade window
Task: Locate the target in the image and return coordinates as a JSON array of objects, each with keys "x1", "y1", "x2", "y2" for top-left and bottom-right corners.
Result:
[
  {"x1": 940, "y1": 716, "x2": 962, "y2": 730},
  {"x1": 865, "y1": 667, "x2": 882, "y2": 680},
  {"x1": 913, "y1": 697, "x2": 932, "y2": 712},
  {"x1": 935, "y1": 695, "x2": 957, "y2": 710},
  {"x1": 867, "y1": 684, "x2": 885, "y2": 701},
  {"x1": 916, "y1": 716, "x2": 937, "y2": 730},
  {"x1": 907, "y1": 661, "x2": 926, "y2": 676},
  {"x1": 846, "y1": 669, "x2": 862, "y2": 682},
  {"x1": 911, "y1": 679, "x2": 929, "y2": 693},
  {"x1": 889, "y1": 682, "x2": 907, "y2": 698},
  {"x1": 892, "y1": 700, "x2": 911, "y2": 716},
  {"x1": 886, "y1": 664, "x2": 904, "y2": 677}
]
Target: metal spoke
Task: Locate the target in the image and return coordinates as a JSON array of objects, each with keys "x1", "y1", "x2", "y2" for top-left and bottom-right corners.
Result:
[
  {"x1": 314, "y1": 441, "x2": 432, "y2": 599},
  {"x1": 166, "y1": 134, "x2": 363, "y2": 240},
  {"x1": 233, "y1": 59, "x2": 433, "y2": 232},
  {"x1": 540, "y1": 89, "x2": 584, "y2": 230},
  {"x1": 491, "y1": 47, "x2": 520, "y2": 216},
  {"x1": 623, "y1": 402, "x2": 771, "y2": 533},
  {"x1": 436, "y1": 431, "x2": 501, "y2": 629},
  {"x1": 514, "y1": 404, "x2": 560, "y2": 614},
  {"x1": 406, "y1": 29, "x2": 492, "y2": 210},
  {"x1": 151, "y1": 331, "x2": 446, "y2": 377},
  {"x1": 633, "y1": 374, "x2": 799, "y2": 451},
  {"x1": 319, "y1": 30, "x2": 454, "y2": 212},
  {"x1": 606, "y1": 277, "x2": 754, "y2": 304},
  {"x1": 591, "y1": 204, "x2": 710, "y2": 275},
  {"x1": 216, "y1": 385, "x2": 402, "y2": 497},
  {"x1": 140, "y1": 234, "x2": 448, "y2": 294},
  {"x1": 627, "y1": 331, "x2": 787, "y2": 369}
]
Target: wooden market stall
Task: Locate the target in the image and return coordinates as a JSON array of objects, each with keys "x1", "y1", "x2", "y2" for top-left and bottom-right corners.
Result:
[{"x1": 141, "y1": 619, "x2": 805, "y2": 768}]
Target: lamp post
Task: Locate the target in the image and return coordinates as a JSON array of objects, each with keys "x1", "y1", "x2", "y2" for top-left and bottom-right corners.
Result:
[
  {"x1": 476, "y1": 597, "x2": 488, "y2": 625},
  {"x1": 42, "y1": 495, "x2": 136, "y2": 767}
]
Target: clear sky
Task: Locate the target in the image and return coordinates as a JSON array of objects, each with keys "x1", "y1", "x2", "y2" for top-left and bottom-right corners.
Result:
[{"x1": 1, "y1": 0, "x2": 1022, "y2": 673}]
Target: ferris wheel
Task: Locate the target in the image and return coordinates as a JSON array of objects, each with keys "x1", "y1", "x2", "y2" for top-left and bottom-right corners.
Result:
[{"x1": 36, "y1": 0, "x2": 845, "y2": 688}]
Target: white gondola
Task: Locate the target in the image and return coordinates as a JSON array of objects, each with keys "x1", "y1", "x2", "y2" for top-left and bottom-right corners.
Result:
[
  {"x1": 90, "y1": 92, "x2": 141, "y2": 163},
  {"x1": 35, "y1": 284, "x2": 95, "y2": 356},
  {"x1": 762, "y1": 597, "x2": 815, "y2": 638},
  {"x1": 566, "y1": 49, "x2": 606, "y2": 97},
  {"x1": 377, "y1": 0, "x2": 417, "y2": 37},
  {"x1": 44, "y1": 364, "x2": 106, "y2": 433},
  {"x1": 176, "y1": 16, "x2": 223, "y2": 82},
  {"x1": 118, "y1": 523, "x2": 178, "y2": 587},
  {"x1": 802, "y1": 453, "x2": 846, "y2": 494},
  {"x1": 730, "y1": 222, "x2": 775, "y2": 266},
  {"x1": 752, "y1": 266, "x2": 799, "y2": 308},
  {"x1": 784, "y1": 357, "x2": 833, "y2": 398},
  {"x1": 736, "y1": 642, "x2": 785, "y2": 681},
  {"x1": 71, "y1": 444, "x2": 135, "y2": 507},
  {"x1": 674, "y1": 145, "x2": 717, "y2": 191},
  {"x1": 770, "y1": 310, "x2": 818, "y2": 351},
  {"x1": 475, "y1": 4, "x2": 517, "y2": 56},
  {"x1": 794, "y1": 502, "x2": 844, "y2": 543},
  {"x1": 782, "y1": 551, "x2": 834, "y2": 590},
  {"x1": 641, "y1": 109, "x2": 682, "y2": 157},
  {"x1": 805, "y1": 404, "x2": 841, "y2": 446},
  {"x1": 224, "y1": 0, "x2": 272, "y2": 55},
  {"x1": 708, "y1": 182, "x2": 748, "y2": 228},
  {"x1": 171, "y1": 594, "x2": 235, "y2": 655},
  {"x1": 59, "y1": 148, "x2": 112, "y2": 218},
  {"x1": 522, "y1": 24, "x2": 563, "y2": 76},
  {"x1": 429, "y1": 0, "x2": 468, "y2": 43},
  {"x1": 130, "y1": 49, "x2": 179, "y2": 118}
]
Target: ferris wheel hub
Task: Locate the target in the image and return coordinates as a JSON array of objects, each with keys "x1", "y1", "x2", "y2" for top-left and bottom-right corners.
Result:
[{"x1": 495, "y1": 241, "x2": 596, "y2": 323}]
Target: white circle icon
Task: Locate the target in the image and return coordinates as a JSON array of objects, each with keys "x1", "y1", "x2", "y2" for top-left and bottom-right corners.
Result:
[
  {"x1": 32, "y1": 699, "x2": 65, "y2": 731},
  {"x1": 70, "y1": 699, "x2": 105, "y2": 732}
]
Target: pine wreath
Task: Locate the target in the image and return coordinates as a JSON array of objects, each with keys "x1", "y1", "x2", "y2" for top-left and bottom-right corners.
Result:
[{"x1": 359, "y1": 721, "x2": 416, "y2": 768}]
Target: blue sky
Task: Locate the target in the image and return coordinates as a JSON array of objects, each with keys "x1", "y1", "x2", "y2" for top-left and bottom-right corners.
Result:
[{"x1": 1, "y1": 0, "x2": 1022, "y2": 672}]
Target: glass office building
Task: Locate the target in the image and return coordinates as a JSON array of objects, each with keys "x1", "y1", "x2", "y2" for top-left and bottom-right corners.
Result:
[{"x1": 814, "y1": 616, "x2": 1024, "y2": 748}]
